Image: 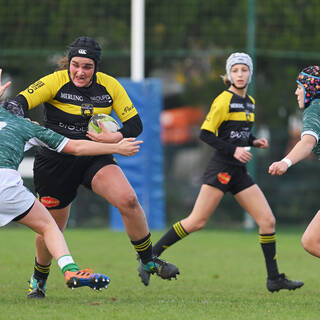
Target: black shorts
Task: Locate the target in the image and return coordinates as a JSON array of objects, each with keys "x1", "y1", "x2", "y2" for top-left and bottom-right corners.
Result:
[
  {"x1": 12, "y1": 200, "x2": 35, "y2": 222},
  {"x1": 202, "y1": 159, "x2": 254, "y2": 195},
  {"x1": 34, "y1": 148, "x2": 117, "y2": 209}
]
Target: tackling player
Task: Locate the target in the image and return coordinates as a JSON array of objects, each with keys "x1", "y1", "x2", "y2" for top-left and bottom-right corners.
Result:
[{"x1": 269, "y1": 66, "x2": 320, "y2": 260}]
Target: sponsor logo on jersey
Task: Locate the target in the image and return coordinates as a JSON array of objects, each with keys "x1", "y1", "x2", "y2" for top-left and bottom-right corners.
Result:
[
  {"x1": 40, "y1": 196, "x2": 60, "y2": 208},
  {"x1": 90, "y1": 94, "x2": 113, "y2": 104},
  {"x1": 230, "y1": 130, "x2": 250, "y2": 139},
  {"x1": 78, "y1": 49, "x2": 87, "y2": 54},
  {"x1": 217, "y1": 172, "x2": 231, "y2": 184},
  {"x1": 58, "y1": 122, "x2": 87, "y2": 132},
  {"x1": 229, "y1": 103, "x2": 255, "y2": 111},
  {"x1": 27, "y1": 80, "x2": 45, "y2": 94},
  {"x1": 121, "y1": 105, "x2": 134, "y2": 116},
  {"x1": 0, "y1": 121, "x2": 7, "y2": 130},
  {"x1": 60, "y1": 92, "x2": 84, "y2": 102},
  {"x1": 81, "y1": 103, "x2": 94, "y2": 117},
  {"x1": 230, "y1": 103, "x2": 245, "y2": 110}
]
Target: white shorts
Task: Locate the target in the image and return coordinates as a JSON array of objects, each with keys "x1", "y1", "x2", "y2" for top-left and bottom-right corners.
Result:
[{"x1": 0, "y1": 169, "x2": 35, "y2": 226}]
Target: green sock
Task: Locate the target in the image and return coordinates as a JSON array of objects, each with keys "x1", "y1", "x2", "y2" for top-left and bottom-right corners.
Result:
[
  {"x1": 57, "y1": 255, "x2": 79, "y2": 274},
  {"x1": 62, "y1": 263, "x2": 79, "y2": 274}
]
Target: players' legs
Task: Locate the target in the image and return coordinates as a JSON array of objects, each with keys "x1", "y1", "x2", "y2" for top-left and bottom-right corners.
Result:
[
  {"x1": 137, "y1": 184, "x2": 223, "y2": 286},
  {"x1": 26, "y1": 204, "x2": 71, "y2": 298},
  {"x1": 34, "y1": 205, "x2": 71, "y2": 266},
  {"x1": 17, "y1": 199, "x2": 71, "y2": 260},
  {"x1": 301, "y1": 210, "x2": 320, "y2": 257},
  {"x1": 181, "y1": 184, "x2": 224, "y2": 232},
  {"x1": 234, "y1": 184, "x2": 275, "y2": 234},
  {"x1": 92, "y1": 164, "x2": 149, "y2": 240},
  {"x1": 92, "y1": 164, "x2": 179, "y2": 281},
  {"x1": 152, "y1": 184, "x2": 224, "y2": 258},
  {"x1": 235, "y1": 184, "x2": 279, "y2": 279},
  {"x1": 23, "y1": 200, "x2": 110, "y2": 297},
  {"x1": 235, "y1": 184, "x2": 303, "y2": 291}
]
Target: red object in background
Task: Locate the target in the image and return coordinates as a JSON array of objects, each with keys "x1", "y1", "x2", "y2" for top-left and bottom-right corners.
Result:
[{"x1": 160, "y1": 106, "x2": 204, "y2": 144}]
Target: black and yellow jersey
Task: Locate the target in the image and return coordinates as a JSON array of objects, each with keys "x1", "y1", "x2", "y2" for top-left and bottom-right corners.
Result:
[
  {"x1": 201, "y1": 90, "x2": 255, "y2": 165},
  {"x1": 18, "y1": 70, "x2": 138, "y2": 139}
]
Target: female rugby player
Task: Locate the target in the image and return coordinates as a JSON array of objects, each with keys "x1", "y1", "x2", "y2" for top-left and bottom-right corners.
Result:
[
  {"x1": 0, "y1": 71, "x2": 143, "y2": 297},
  {"x1": 269, "y1": 66, "x2": 320, "y2": 260},
  {"x1": 138, "y1": 53, "x2": 304, "y2": 293},
  {"x1": 6, "y1": 37, "x2": 179, "y2": 298}
]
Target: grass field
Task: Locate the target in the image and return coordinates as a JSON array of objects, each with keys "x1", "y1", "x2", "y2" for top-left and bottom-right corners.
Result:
[{"x1": 0, "y1": 227, "x2": 318, "y2": 320}]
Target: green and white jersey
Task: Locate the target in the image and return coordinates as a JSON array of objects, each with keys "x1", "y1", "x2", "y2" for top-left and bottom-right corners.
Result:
[
  {"x1": 302, "y1": 99, "x2": 320, "y2": 156},
  {"x1": 0, "y1": 108, "x2": 69, "y2": 170}
]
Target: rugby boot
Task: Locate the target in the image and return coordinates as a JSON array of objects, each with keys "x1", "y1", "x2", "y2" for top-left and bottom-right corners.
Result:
[
  {"x1": 27, "y1": 275, "x2": 47, "y2": 299},
  {"x1": 140, "y1": 256, "x2": 180, "y2": 285},
  {"x1": 64, "y1": 268, "x2": 110, "y2": 291},
  {"x1": 267, "y1": 273, "x2": 304, "y2": 292},
  {"x1": 138, "y1": 258, "x2": 151, "y2": 286}
]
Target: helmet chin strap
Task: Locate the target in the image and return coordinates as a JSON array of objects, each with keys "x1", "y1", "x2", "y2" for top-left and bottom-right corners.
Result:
[{"x1": 231, "y1": 83, "x2": 248, "y2": 90}]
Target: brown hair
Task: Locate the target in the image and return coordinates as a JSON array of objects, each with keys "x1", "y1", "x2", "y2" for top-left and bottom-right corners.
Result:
[
  {"x1": 57, "y1": 56, "x2": 68, "y2": 70},
  {"x1": 222, "y1": 74, "x2": 231, "y2": 86}
]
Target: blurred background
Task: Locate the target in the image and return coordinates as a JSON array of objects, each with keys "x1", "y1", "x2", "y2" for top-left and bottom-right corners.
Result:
[{"x1": 1, "y1": 0, "x2": 319, "y2": 229}]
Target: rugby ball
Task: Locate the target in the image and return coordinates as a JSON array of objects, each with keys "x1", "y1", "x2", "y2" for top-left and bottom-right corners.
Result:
[{"x1": 88, "y1": 114, "x2": 120, "y2": 133}]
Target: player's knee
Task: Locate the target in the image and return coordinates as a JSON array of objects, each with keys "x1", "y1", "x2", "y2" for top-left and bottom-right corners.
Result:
[
  {"x1": 259, "y1": 214, "x2": 276, "y2": 230},
  {"x1": 301, "y1": 232, "x2": 314, "y2": 253},
  {"x1": 267, "y1": 215, "x2": 276, "y2": 229},
  {"x1": 117, "y1": 192, "x2": 140, "y2": 212}
]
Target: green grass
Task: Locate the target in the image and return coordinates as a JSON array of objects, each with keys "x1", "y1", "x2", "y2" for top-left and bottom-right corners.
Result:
[{"x1": 0, "y1": 227, "x2": 318, "y2": 320}]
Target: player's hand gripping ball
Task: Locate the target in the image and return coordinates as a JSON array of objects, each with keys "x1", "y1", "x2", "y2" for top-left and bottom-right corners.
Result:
[{"x1": 88, "y1": 114, "x2": 120, "y2": 133}]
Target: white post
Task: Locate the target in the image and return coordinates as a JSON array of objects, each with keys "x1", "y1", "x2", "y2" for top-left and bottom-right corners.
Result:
[{"x1": 131, "y1": 0, "x2": 145, "y2": 81}]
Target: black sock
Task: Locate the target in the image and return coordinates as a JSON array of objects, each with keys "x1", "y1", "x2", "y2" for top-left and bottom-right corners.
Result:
[
  {"x1": 259, "y1": 233, "x2": 279, "y2": 280},
  {"x1": 153, "y1": 221, "x2": 189, "y2": 257},
  {"x1": 131, "y1": 233, "x2": 153, "y2": 264},
  {"x1": 33, "y1": 258, "x2": 51, "y2": 281}
]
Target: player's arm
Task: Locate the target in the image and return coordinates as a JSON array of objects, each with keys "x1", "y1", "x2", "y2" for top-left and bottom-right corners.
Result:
[
  {"x1": 119, "y1": 114, "x2": 142, "y2": 138},
  {"x1": 109, "y1": 76, "x2": 142, "y2": 140},
  {"x1": 200, "y1": 129, "x2": 236, "y2": 156},
  {"x1": 200, "y1": 100, "x2": 235, "y2": 154},
  {"x1": 30, "y1": 119, "x2": 143, "y2": 157},
  {"x1": 0, "y1": 69, "x2": 11, "y2": 98},
  {"x1": 269, "y1": 134, "x2": 316, "y2": 176},
  {"x1": 62, "y1": 138, "x2": 143, "y2": 157},
  {"x1": 200, "y1": 129, "x2": 251, "y2": 163},
  {"x1": 5, "y1": 73, "x2": 58, "y2": 118},
  {"x1": 87, "y1": 115, "x2": 143, "y2": 143}
]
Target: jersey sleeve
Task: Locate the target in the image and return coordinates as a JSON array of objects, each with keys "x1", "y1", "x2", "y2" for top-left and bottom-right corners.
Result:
[
  {"x1": 26, "y1": 121, "x2": 69, "y2": 152},
  {"x1": 200, "y1": 95, "x2": 229, "y2": 134},
  {"x1": 18, "y1": 72, "x2": 61, "y2": 110},
  {"x1": 302, "y1": 103, "x2": 320, "y2": 143},
  {"x1": 109, "y1": 77, "x2": 138, "y2": 122},
  {"x1": 24, "y1": 136, "x2": 69, "y2": 152}
]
